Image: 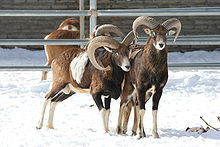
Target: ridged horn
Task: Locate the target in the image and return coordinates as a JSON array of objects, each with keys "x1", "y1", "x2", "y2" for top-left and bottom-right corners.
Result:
[
  {"x1": 132, "y1": 16, "x2": 159, "y2": 37},
  {"x1": 87, "y1": 36, "x2": 120, "y2": 71},
  {"x1": 95, "y1": 24, "x2": 125, "y2": 39},
  {"x1": 162, "y1": 18, "x2": 181, "y2": 42},
  {"x1": 122, "y1": 31, "x2": 136, "y2": 46}
]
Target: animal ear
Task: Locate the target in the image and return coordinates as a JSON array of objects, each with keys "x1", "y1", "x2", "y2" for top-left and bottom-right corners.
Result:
[
  {"x1": 144, "y1": 28, "x2": 152, "y2": 36},
  {"x1": 168, "y1": 30, "x2": 176, "y2": 36}
]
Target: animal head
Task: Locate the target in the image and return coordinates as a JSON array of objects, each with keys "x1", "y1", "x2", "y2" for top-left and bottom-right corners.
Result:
[
  {"x1": 58, "y1": 18, "x2": 80, "y2": 31},
  {"x1": 86, "y1": 31, "x2": 135, "y2": 72},
  {"x1": 132, "y1": 16, "x2": 181, "y2": 50}
]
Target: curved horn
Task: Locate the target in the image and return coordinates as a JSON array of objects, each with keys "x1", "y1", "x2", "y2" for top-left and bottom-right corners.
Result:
[
  {"x1": 87, "y1": 36, "x2": 120, "y2": 71},
  {"x1": 122, "y1": 31, "x2": 136, "y2": 46},
  {"x1": 132, "y1": 16, "x2": 159, "y2": 37},
  {"x1": 162, "y1": 18, "x2": 181, "y2": 42},
  {"x1": 95, "y1": 24, "x2": 125, "y2": 39}
]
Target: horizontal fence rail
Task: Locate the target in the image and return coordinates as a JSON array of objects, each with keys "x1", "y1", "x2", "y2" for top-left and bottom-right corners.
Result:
[
  {"x1": 0, "y1": 35, "x2": 220, "y2": 46},
  {"x1": 0, "y1": 66, "x2": 51, "y2": 71},
  {"x1": 98, "y1": 7, "x2": 220, "y2": 16},
  {"x1": 1, "y1": 63, "x2": 220, "y2": 71},
  {"x1": 0, "y1": 7, "x2": 220, "y2": 17},
  {"x1": 168, "y1": 63, "x2": 220, "y2": 70},
  {"x1": 0, "y1": 39, "x2": 89, "y2": 46},
  {"x1": 0, "y1": 10, "x2": 89, "y2": 16}
]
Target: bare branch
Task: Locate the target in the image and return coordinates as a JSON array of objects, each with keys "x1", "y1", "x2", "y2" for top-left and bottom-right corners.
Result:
[{"x1": 200, "y1": 116, "x2": 219, "y2": 131}]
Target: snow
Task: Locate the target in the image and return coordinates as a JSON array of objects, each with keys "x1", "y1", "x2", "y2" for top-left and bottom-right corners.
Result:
[{"x1": 0, "y1": 47, "x2": 220, "y2": 147}]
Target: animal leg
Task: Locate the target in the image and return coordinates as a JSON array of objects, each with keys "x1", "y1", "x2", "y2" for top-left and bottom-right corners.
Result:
[
  {"x1": 137, "y1": 108, "x2": 146, "y2": 138},
  {"x1": 47, "y1": 101, "x2": 59, "y2": 129},
  {"x1": 131, "y1": 104, "x2": 138, "y2": 136},
  {"x1": 152, "y1": 89, "x2": 162, "y2": 138},
  {"x1": 36, "y1": 99, "x2": 50, "y2": 129},
  {"x1": 104, "y1": 97, "x2": 111, "y2": 132},
  {"x1": 93, "y1": 93, "x2": 109, "y2": 132},
  {"x1": 122, "y1": 101, "x2": 132, "y2": 134},
  {"x1": 117, "y1": 102, "x2": 125, "y2": 134},
  {"x1": 41, "y1": 62, "x2": 50, "y2": 81},
  {"x1": 137, "y1": 87, "x2": 146, "y2": 138}
]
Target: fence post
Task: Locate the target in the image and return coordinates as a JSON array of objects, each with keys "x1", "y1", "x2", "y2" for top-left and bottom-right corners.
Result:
[
  {"x1": 79, "y1": 0, "x2": 85, "y2": 48},
  {"x1": 90, "y1": 0, "x2": 97, "y2": 38}
]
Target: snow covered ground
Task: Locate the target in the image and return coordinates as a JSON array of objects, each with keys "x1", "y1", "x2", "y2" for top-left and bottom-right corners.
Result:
[{"x1": 0, "y1": 47, "x2": 220, "y2": 147}]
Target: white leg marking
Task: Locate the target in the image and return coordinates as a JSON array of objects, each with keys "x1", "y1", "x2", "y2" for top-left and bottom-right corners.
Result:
[
  {"x1": 152, "y1": 110, "x2": 159, "y2": 138},
  {"x1": 105, "y1": 109, "x2": 110, "y2": 132},
  {"x1": 117, "y1": 103, "x2": 125, "y2": 134},
  {"x1": 47, "y1": 102, "x2": 58, "y2": 129},
  {"x1": 101, "y1": 95, "x2": 109, "y2": 99},
  {"x1": 61, "y1": 84, "x2": 71, "y2": 94},
  {"x1": 70, "y1": 52, "x2": 88, "y2": 84},
  {"x1": 138, "y1": 109, "x2": 145, "y2": 138},
  {"x1": 100, "y1": 108, "x2": 109, "y2": 133},
  {"x1": 132, "y1": 104, "x2": 138, "y2": 135},
  {"x1": 36, "y1": 99, "x2": 50, "y2": 129}
]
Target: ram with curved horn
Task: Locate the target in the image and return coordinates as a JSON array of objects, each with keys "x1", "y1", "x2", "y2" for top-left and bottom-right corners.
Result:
[
  {"x1": 117, "y1": 16, "x2": 181, "y2": 138},
  {"x1": 36, "y1": 31, "x2": 136, "y2": 133},
  {"x1": 42, "y1": 20, "x2": 125, "y2": 80},
  {"x1": 41, "y1": 18, "x2": 80, "y2": 81}
]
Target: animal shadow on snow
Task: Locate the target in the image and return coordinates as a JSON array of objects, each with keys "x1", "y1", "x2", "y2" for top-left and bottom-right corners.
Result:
[{"x1": 160, "y1": 128, "x2": 220, "y2": 140}]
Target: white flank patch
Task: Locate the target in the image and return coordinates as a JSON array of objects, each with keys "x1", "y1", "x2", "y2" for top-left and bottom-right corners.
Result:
[
  {"x1": 70, "y1": 52, "x2": 89, "y2": 84},
  {"x1": 62, "y1": 25, "x2": 78, "y2": 31}
]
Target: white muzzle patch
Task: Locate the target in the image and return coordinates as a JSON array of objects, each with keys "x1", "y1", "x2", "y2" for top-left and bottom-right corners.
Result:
[
  {"x1": 120, "y1": 58, "x2": 130, "y2": 72},
  {"x1": 154, "y1": 38, "x2": 165, "y2": 50},
  {"x1": 70, "y1": 52, "x2": 89, "y2": 84}
]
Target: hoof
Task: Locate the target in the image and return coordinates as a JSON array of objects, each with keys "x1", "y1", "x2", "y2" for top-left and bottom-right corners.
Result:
[
  {"x1": 36, "y1": 126, "x2": 42, "y2": 130},
  {"x1": 116, "y1": 127, "x2": 122, "y2": 134},
  {"x1": 131, "y1": 131, "x2": 137, "y2": 136},
  {"x1": 46, "y1": 125, "x2": 55, "y2": 129},
  {"x1": 36, "y1": 123, "x2": 42, "y2": 130},
  {"x1": 153, "y1": 132, "x2": 160, "y2": 138}
]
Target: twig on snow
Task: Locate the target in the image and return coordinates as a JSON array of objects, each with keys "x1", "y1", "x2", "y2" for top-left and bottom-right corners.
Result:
[
  {"x1": 200, "y1": 116, "x2": 219, "y2": 131},
  {"x1": 186, "y1": 126, "x2": 209, "y2": 134}
]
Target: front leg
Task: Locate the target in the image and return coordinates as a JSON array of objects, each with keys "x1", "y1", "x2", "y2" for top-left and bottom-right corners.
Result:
[
  {"x1": 92, "y1": 93, "x2": 109, "y2": 133},
  {"x1": 104, "y1": 97, "x2": 111, "y2": 132},
  {"x1": 137, "y1": 86, "x2": 147, "y2": 138},
  {"x1": 152, "y1": 89, "x2": 162, "y2": 138}
]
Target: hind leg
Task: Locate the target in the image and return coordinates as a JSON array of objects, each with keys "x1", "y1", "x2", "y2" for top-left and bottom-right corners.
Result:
[
  {"x1": 47, "y1": 101, "x2": 58, "y2": 129},
  {"x1": 36, "y1": 82, "x2": 74, "y2": 129},
  {"x1": 46, "y1": 84, "x2": 75, "y2": 129},
  {"x1": 41, "y1": 62, "x2": 51, "y2": 81},
  {"x1": 36, "y1": 98, "x2": 50, "y2": 129}
]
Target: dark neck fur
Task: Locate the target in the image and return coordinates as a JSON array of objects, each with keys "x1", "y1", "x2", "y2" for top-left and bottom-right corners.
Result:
[{"x1": 143, "y1": 37, "x2": 168, "y2": 74}]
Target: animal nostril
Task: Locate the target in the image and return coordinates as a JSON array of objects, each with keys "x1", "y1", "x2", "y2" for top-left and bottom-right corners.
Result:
[
  {"x1": 159, "y1": 43, "x2": 164, "y2": 48},
  {"x1": 125, "y1": 66, "x2": 130, "y2": 69}
]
